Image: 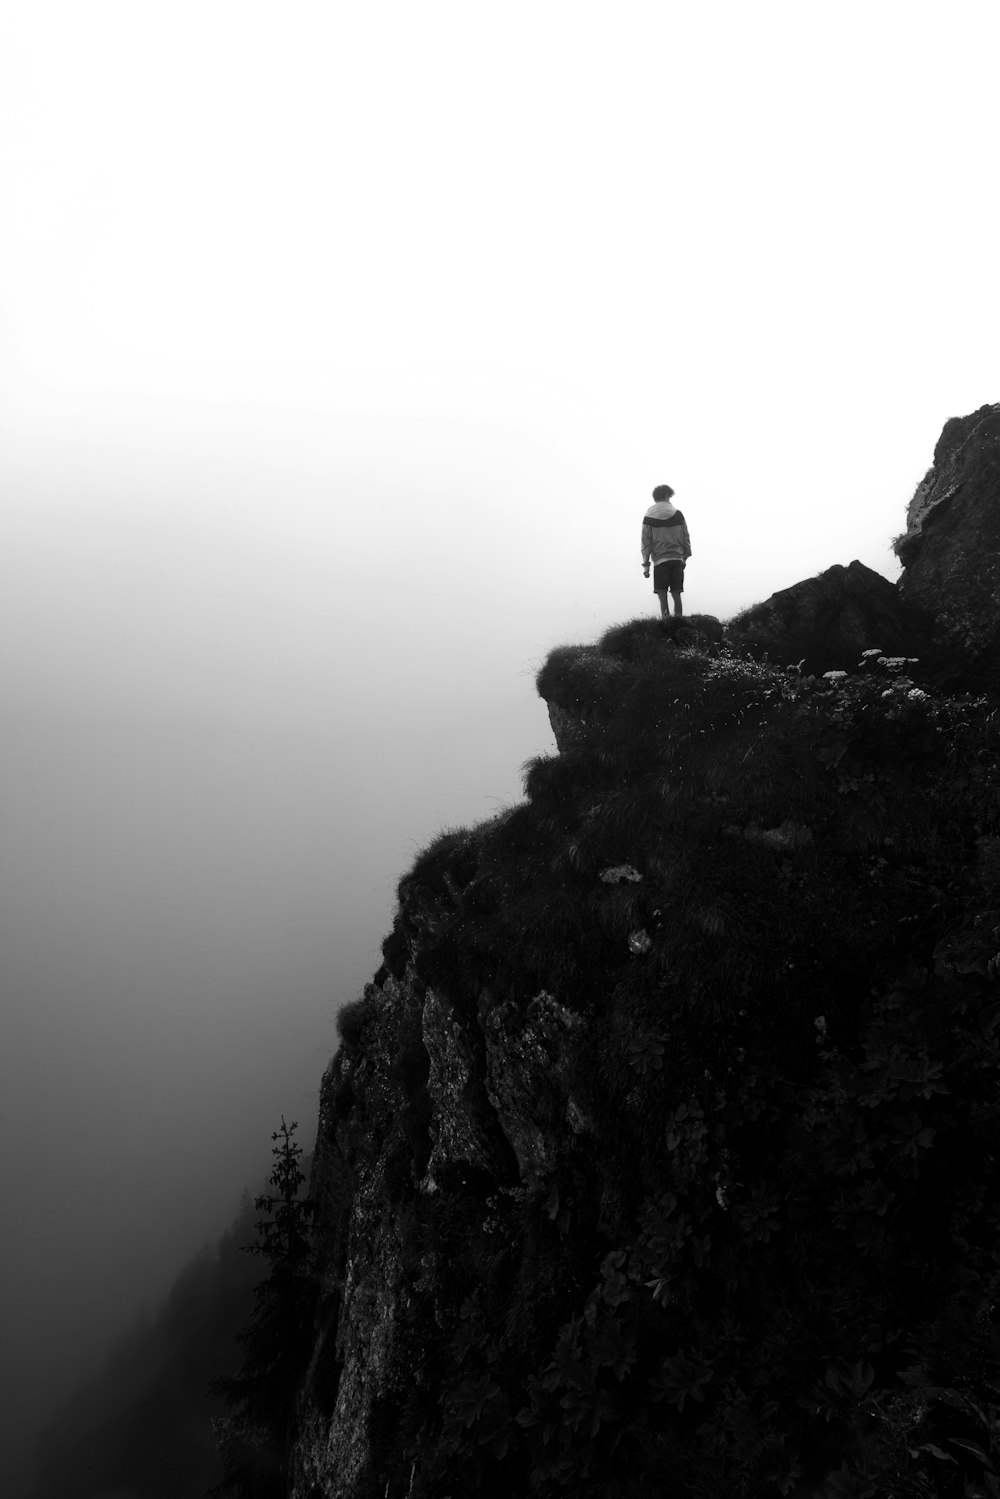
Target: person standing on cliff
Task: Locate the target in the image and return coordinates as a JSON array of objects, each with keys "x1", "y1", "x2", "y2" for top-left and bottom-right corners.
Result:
[{"x1": 641, "y1": 484, "x2": 691, "y2": 616}]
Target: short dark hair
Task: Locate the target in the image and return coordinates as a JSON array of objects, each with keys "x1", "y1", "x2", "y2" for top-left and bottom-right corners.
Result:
[{"x1": 652, "y1": 484, "x2": 675, "y2": 502}]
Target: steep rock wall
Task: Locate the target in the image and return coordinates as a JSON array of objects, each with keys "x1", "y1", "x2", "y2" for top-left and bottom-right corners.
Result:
[
  {"x1": 897, "y1": 402, "x2": 1000, "y2": 684},
  {"x1": 290, "y1": 612, "x2": 1000, "y2": 1498},
  {"x1": 292, "y1": 967, "x2": 596, "y2": 1498}
]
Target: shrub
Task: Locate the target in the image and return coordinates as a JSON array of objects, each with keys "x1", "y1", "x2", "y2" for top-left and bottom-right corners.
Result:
[{"x1": 336, "y1": 986, "x2": 379, "y2": 1049}]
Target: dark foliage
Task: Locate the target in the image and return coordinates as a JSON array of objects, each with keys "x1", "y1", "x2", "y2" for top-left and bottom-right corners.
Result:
[
  {"x1": 336, "y1": 985, "x2": 378, "y2": 1049},
  {"x1": 212, "y1": 1120, "x2": 318, "y2": 1499}
]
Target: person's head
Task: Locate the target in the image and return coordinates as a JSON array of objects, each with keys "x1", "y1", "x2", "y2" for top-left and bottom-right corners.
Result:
[{"x1": 652, "y1": 484, "x2": 675, "y2": 503}]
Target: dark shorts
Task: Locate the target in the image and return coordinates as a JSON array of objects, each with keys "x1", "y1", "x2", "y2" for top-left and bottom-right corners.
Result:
[{"x1": 653, "y1": 560, "x2": 685, "y2": 593}]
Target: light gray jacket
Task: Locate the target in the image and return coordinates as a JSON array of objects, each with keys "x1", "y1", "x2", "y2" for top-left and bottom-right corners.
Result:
[{"x1": 641, "y1": 501, "x2": 691, "y2": 565}]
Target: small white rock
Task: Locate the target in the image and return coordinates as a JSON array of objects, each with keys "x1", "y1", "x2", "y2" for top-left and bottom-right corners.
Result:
[{"x1": 600, "y1": 864, "x2": 644, "y2": 884}]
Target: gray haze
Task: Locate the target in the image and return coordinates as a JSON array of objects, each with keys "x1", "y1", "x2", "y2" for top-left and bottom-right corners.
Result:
[
  {"x1": 0, "y1": 435, "x2": 902, "y2": 1496},
  {"x1": 5, "y1": 2, "x2": 1000, "y2": 1492},
  {"x1": 0, "y1": 462, "x2": 567, "y2": 1495}
]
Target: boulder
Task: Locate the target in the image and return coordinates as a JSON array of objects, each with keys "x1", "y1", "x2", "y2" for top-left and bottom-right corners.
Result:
[{"x1": 724, "y1": 559, "x2": 924, "y2": 675}]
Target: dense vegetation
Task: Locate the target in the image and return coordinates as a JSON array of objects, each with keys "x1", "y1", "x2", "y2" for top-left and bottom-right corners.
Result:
[{"x1": 326, "y1": 618, "x2": 1000, "y2": 1497}]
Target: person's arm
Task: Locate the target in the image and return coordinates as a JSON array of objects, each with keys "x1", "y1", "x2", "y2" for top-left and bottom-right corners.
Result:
[
  {"x1": 681, "y1": 518, "x2": 692, "y2": 559},
  {"x1": 641, "y1": 519, "x2": 652, "y2": 571}
]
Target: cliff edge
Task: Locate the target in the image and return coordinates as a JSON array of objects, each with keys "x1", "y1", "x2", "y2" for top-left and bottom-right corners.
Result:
[{"x1": 287, "y1": 412, "x2": 1000, "y2": 1499}]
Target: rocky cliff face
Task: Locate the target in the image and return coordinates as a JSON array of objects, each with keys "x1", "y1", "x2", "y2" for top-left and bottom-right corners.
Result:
[
  {"x1": 288, "y1": 411, "x2": 1000, "y2": 1499},
  {"x1": 896, "y1": 402, "x2": 1000, "y2": 686}
]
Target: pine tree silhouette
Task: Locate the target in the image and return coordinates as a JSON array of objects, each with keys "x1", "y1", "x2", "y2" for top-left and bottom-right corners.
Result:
[{"x1": 211, "y1": 1119, "x2": 316, "y2": 1499}]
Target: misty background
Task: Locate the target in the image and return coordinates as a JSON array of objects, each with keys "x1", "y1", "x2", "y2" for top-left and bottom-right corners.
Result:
[{"x1": 3, "y1": 2, "x2": 1000, "y2": 1493}]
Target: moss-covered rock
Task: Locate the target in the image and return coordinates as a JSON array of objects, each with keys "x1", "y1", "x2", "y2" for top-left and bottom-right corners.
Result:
[{"x1": 724, "y1": 559, "x2": 926, "y2": 676}]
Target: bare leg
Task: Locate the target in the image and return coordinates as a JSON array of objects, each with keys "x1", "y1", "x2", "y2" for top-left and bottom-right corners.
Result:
[
  {"x1": 656, "y1": 591, "x2": 670, "y2": 617},
  {"x1": 670, "y1": 590, "x2": 683, "y2": 617}
]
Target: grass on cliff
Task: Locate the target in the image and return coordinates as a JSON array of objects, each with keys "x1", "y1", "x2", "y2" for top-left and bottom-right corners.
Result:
[
  {"x1": 380, "y1": 617, "x2": 996, "y2": 1048},
  {"x1": 405, "y1": 629, "x2": 943, "y2": 1042}
]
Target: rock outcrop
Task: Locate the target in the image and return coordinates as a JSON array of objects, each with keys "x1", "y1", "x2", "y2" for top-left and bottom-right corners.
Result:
[
  {"x1": 724, "y1": 560, "x2": 926, "y2": 676},
  {"x1": 539, "y1": 614, "x2": 725, "y2": 751},
  {"x1": 896, "y1": 402, "x2": 1000, "y2": 687},
  {"x1": 287, "y1": 410, "x2": 1000, "y2": 1498}
]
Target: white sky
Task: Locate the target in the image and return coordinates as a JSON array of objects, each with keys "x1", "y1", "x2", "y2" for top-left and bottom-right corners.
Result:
[{"x1": 2, "y1": 2, "x2": 999, "y2": 1491}]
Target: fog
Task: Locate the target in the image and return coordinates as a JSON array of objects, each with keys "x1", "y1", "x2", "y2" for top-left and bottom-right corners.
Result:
[
  {"x1": 0, "y1": 408, "x2": 912, "y2": 1498},
  {"x1": 0, "y1": 443, "x2": 569, "y2": 1493},
  {"x1": 5, "y1": 1, "x2": 1000, "y2": 1492}
]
